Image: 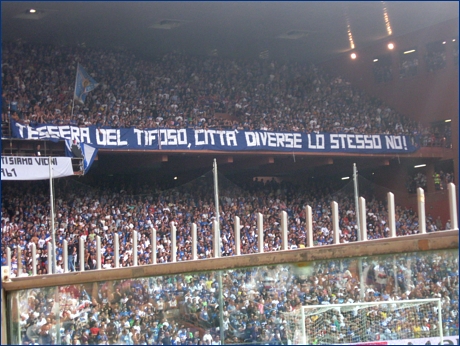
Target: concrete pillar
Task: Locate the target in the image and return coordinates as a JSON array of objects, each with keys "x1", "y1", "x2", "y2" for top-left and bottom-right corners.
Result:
[
  {"x1": 79, "y1": 237, "x2": 85, "y2": 272},
  {"x1": 448, "y1": 183, "x2": 458, "y2": 230},
  {"x1": 114, "y1": 233, "x2": 120, "y2": 268},
  {"x1": 359, "y1": 197, "x2": 367, "y2": 241},
  {"x1": 31, "y1": 243, "x2": 37, "y2": 276},
  {"x1": 281, "y1": 211, "x2": 288, "y2": 250},
  {"x1": 63, "y1": 240, "x2": 68, "y2": 273},
  {"x1": 257, "y1": 213, "x2": 264, "y2": 253},
  {"x1": 213, "y1": 220, "x2": 220, "y2": 258},
  {"x1": 96, "y1": 236, "x2": 101, "y2": 270},
  {"x1": 387, "y1": 192, "x2": 396, "y2": 238},
  {"x1": 305, "y1": 206, "x2": 313, "y2": 247},
  {"x1": 417, "y1": 188, "x2": 426, "y2": 234},
  {"x1": 170, "y1": 223, "x2": 176, "y2": 263},
  {"x1": 332, "y1": 201, "x2": 340, "y2": 244},
  {"x1": 151, "y1": 228, "x2": 156, "y2": 265},
  {"x1": 133, "y1": 231, "x2": 138, "y2": 266},
  {"x1": 234, "y1": 216, "x2": 241, "y2": 256}
]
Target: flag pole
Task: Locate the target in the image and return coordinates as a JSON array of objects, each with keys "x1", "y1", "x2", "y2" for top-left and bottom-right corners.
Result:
[{"x1": 71, "y1": 63, "x2": 79, "y2": 118}]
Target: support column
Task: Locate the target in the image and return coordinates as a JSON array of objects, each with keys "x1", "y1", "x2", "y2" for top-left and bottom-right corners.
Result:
[
  {"x1": 417, "y1": 188, "x2": 426, "y2": 234},
  {"x1": 192, "y1": 223, "x2": 197, "y2": 260},
  {"x1": 31, "y1": 243, "x2": 37, "y2": 276},
  {"x1": 332, "y1": 201, "x2": 340, "y2": 244},
  {"x1": 234, "y1": 216, "x2": 241, "y2": 256},
  {"x1": 63, "y1": 240, "x2": 68, "y2": 273},
  {"x1": 388, "y1": 192, "x2": 397, "y2": 238},
  {"x1": 305, "y1": 206, "x2": 313, "y2": 247},
  {"x1": 114, "y1": 233, "x2": 120, "y2": 268},
  {"x1": 151, "y1": 228, "x2": 156, "y2": 265},
  {"x1": 171, "y1": 223, "x2": 176, "y2": 263},
  {"x1": 257, "y1": 213, "x2": 264, "y2": 253},
  {"x1": 281, "y1": 211, "x2": 288, "y2": 250},
  {"x1": 133, "y1": 231, "x2": 138, "y2": 266},
  {"x1": 79, "y1": 237, "x2": 85, "y2": 272},
  {"x1": 96, "y1": 236, "x2": 101, "y2": 270},
  {"x1": 359, "y1": 197, "x2": 367, "y2": 241}
]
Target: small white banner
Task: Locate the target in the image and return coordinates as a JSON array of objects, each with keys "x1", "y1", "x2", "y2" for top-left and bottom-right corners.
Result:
[{"x1": 1, "y1": 156, "x2": 74, "y2": 180}]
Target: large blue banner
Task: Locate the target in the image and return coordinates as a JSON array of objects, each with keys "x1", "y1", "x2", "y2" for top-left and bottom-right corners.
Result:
[{"x1": 10, "y1": 120, "x2": 419, "y2": 154}]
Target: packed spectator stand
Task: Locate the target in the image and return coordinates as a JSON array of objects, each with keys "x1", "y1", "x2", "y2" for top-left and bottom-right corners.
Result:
[
  {"x1": 1, "y1": 41, "x2": 458, "y2": 345},
  {"x1": 13, "y1": 247, "x2": 459, "y2": 345},
  {"x1": 1, "y1": 41, "x2": 450, "y2": 147}
]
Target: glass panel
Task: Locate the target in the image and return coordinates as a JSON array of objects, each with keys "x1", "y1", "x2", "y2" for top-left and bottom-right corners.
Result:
[{"x1": 7, "y1": 249, "x2": 458, "y2": 345}]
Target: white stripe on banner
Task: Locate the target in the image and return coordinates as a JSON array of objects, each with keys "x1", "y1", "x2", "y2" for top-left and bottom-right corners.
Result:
[{"x1": 1, "y1": 156, "x2": 74, "y2": 180}]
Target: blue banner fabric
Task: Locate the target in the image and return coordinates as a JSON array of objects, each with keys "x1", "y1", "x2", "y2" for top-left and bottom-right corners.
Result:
[{"x1": 11, "y1": 121, "x2": 419, "y2": 154}]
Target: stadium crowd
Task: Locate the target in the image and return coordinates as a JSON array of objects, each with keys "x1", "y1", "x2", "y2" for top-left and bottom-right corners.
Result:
[
  {"x1": 2, "y1": 175, "x2": 452, "y2": 278},
  {"x1": 13, "y1": 249, "x2": 458, "y2": 345},
  {"x1": 1, "y1": 41, "x2": 449, "y2": 146},
  {"x1": 2, "y1": 41, "x2": 457, "y2": 345}
]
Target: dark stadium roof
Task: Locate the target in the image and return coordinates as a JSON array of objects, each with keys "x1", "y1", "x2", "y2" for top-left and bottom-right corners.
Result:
[{"x1": 2, "y1": 1, "x2": 459, "y2": 63}]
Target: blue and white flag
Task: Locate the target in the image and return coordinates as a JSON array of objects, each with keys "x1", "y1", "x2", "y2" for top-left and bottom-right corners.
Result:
[
  {"x1": 65, "y1": 139, "x2": 98, "y2": 174},
  {"x1": 74, "y1": 64, "x2": 98, "y2": 104}
]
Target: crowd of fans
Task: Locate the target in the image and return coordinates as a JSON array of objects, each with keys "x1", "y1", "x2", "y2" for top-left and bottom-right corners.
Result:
[
  {"x1": 406, "y1": 172, "x2": 427, "y2": 194},
  {"x1": 425, "y1": 50, "x2": 447, "y2": 73},
  {"x1": 1, "y1": 40, "x2": 457, "y2": 345},
  {"x1": 13, "y1": 249, "x2": 458, "y2": 345},
  {"x1": 373, "y1": 65, "x2": 393, "y2": 84},
  {"x1": 405, "y1": 170, "x2": 454, "y2": 194},
  {"x1": 399, "y1": 58, "x2": 418, "y2": 79},
  {"x1": 0, "y1": 41, "x2": 448, "y2": 146},
  {"x1": 2, "y1": 174, "x2": 453, "y2": 278}
]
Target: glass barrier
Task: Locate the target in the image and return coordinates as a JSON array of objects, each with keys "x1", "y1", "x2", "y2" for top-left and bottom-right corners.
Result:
[{"x1": 6, "y1": 249, "x2": 459, "y2": 345}]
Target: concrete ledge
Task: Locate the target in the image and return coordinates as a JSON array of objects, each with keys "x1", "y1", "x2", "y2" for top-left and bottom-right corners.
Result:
[{"x1": 2, "y1": 230, "x2": 458, "y2": 292}]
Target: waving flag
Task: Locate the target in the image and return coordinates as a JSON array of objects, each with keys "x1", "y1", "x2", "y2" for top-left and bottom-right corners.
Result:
[
  {"x1": 65, "y1": 139, "x2": 98, "y2": 174},
  {"x1": 74, "y1": 64, "x2": 98, "y2": 104}
]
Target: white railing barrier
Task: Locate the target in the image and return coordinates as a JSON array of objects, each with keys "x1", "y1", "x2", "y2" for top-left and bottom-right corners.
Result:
[
  {"x1": 192, "y1": 223, "x2": 197, "y2": 260},
  {"x1": 388, "y1": 192, "x2": 396, "y2": 238},
  {"x1": 359, "y1": 197, "x2": 367, "y2": 241},
  {"x1": 171, "y1": 223, "x2": 176, "y2": 263},
  {"x1": 114, "y1": 233, "x2": 120, "y2": 268},
  {"x1": 63, "y1": 240, "x2": 68, "y2": 273},
  {"x1": 6, "y1": 247, "x2": 11, "y2": 279},
  {"x1": 133, "y1": 231, "x2": 138, "y2": 266},
  {"x1": 96, "y1": 236, "x2": 101, "y2": 270},
  {"x1": 417, "y1": 187, "x2": 426, "y2": 234},
  {"x1": 47, "y1": 246, "x2": 53, "y2": 275},
  {"x1": 332, "y1": 201, "x2": 340, "y2": 244},
  {"x1": 281, "y1": 211, "x2": 288, "y2": 250},
  {"x1": 79, "y1": 237, "x2": 85, "y2": 272},
  {"x1": 151, "y1": 228, "x2": 156, "y2": 265},
  {"x1": 448, "y1": 183, "x2": 458, "y2": 230},
  {"x1": 31, "y1": 243, "x2": 37, "y2": 276},
  {"x1": 306, "y1": 206, "x2": 313, "y2": 248},
  {"x1": 213, "y1": 220, "x2": 219, "y2": 258},
  {"x1": 258, "y1": 213, "x2": 264, "y2": 253},
  {"x1": 4, "y1": 184, "x2": 459, "y2": 278},
  {"x1": 234, "y1": 216, "x2": 241, "y2": 256}
]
